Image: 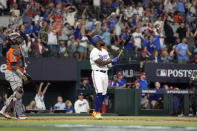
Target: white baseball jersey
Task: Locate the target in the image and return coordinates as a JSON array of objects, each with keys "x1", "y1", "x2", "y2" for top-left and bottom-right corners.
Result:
[
  {"x1": 35, "y1": 94, "x2": 46, "y2": 110},
  {"x1": 90, "y1": 47, "x2": 110, "y2": 95},
  {"x1": 74, "y1": 99, "x2": 89, "y2": 113},
  {"x1": 132, "y1": 32, "x2": 142, "y2": 49},
  {"x1": 90, "y1": 48, "x2": 110, "y2": 71}
]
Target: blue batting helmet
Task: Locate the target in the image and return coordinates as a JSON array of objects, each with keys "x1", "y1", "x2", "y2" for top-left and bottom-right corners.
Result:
[{"x1": 91, "y1": 35, "x2": 103, "y2": 46}]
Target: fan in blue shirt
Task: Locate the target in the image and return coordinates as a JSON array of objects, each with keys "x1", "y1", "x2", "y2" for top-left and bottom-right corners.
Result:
[
  {"x1": 32, "y1": 22, "x2": 41, "y2": 37},
  {"x1": 117, "y1": 72, "x2": 126, "y2": 88},
  {"x1": 138, "y1": 72, "x2": 148, "y2": 90},
  {"x1": 112, "y1": 0, "x2": 120, "y2": 8},
  {"x1": 123, "y1": 32, "x2": 133, "y2": 50},
  {"x1": 150, "y1": 82, "x2": 163, "y2": 109},
  {"x1": 65, "y1": 100, "x2": 74, "y2": 113},
  {"x1": 110, "y1": 13, "x2": 118, "y2": 29},
  {"x1": 152, "y1": 35, "x2": 161, "y2": 51},
  {"x1": 109, "y1": 75, "x2": 120, "y2": 88},
  {"x1": 43, "y1": 8, "x2": 51, "y2": 25},
  {"x1": 175, "y1": 38, "x2": 191, "y2": 63},
  {"x1": 102, "y1": 28, "x2": 111, "y2": 47},
  {"x1": 176, "y1": 0, "x2": 185, "y2": 13}
]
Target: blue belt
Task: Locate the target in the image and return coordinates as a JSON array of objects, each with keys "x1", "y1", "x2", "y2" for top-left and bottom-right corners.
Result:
[{"x1": 96, "y1": 70, "x2": 107, "y2": 73}]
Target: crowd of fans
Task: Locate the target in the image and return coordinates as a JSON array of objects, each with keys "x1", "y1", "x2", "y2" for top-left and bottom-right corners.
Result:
[{"x1": 0, "y1": 0, "x2": 196, "y2": 63}]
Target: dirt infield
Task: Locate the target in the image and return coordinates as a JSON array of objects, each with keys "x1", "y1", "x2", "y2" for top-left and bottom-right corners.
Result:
[
  {"x1": 1, "y1": 117, "x2": 197, "y2": 123},
  {"x1": 1, "y1": 116, "x2": 197, "y2": 131},
  {"x1": 0, "y1": 116, "x2": 197, "y2": 126}
]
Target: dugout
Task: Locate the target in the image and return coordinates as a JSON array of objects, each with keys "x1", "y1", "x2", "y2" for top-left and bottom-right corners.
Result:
[{"x1": 23, "y1": 81, "x2": 76, "y2": 109}]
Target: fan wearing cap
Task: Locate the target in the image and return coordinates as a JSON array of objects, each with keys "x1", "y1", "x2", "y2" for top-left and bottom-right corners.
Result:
[
  {"x1": 137, "y1": 72, "x2": 148, "y2": 90},
  {"x1": 90, "y1": 35, "x2": 119, "y2": 119},
  {"x1": 117, "y1": 72, "x2": 126, "y2": 88},
  {"x1": 133, "y1": 80, "x2": 140, "y2": 89},
  {"x1": 0, "y1": 33, "x2": 28, "y2": 119},
  {"x1": 109, "y1": 75, "x2": 119, "y2": 88},
  {"x1": 74, "y1": 93, "x2": 90, "y2": 114},
  {"x1": 137, "y1": 72, "x2": 150, "y2": 109}
]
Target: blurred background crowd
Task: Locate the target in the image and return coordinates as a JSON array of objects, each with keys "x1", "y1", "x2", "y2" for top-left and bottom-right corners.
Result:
[{"x1": 0, "y1": 0, "x2": 196, "y2": 63}]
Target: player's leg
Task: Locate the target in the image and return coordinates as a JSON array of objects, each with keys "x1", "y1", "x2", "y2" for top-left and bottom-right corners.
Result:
[
  {"x1": 0, "y1": 70, "x2": 17, "y2": 119},
  {"x1": 97, "y1": 75, "x2": 109, "y2": 115},
  {"x1": 15, "y1": 87, "x2": 26, "y2": 119},
  {"x1": 1, "y1": 70, "x2": 25, "y2": 119},
  {"x1": 11, "y1": 71, "x2": 26, "y2": 119},
  {"x1": 102, "y1": 74, "x2": 108, "y2": 97},
  {"x1": 101, "y1": 74, "x2": 108, "y2": 113},
  {"x1": 0, "y1": 94, "x2": 14, "y2": 119},
  {"x1": 91, "y1": 71, "x2": 103, "y2": 119}
]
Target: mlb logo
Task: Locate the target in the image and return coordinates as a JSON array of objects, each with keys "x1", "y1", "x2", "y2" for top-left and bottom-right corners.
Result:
[{"x1": 156, "y1": 69, "x2": 167, "y2": 77}]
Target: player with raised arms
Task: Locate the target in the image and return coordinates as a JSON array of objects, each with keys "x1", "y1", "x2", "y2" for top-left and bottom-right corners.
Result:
[
  {"x1": 90, "y1": 35, "x2": 119, "y2": 119},
  {"x1": 0, "y1": 32, "x2": 29, "y2": 119}
]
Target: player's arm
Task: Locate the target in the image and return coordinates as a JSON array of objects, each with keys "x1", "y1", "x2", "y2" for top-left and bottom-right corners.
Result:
[
  {"x1": 43, "y1": 82, "x2": 51, "y2": 96},
  {"x1": 11, "y1": 63, "x2": 27, "y2": 81},
  {"x1": 120, "y1": 84, "x2": 126, "y2": 88},
  {"x1": 38, "y1": 82, "x2": 44, "y2": 95},
  {"x1": 0, "y1": 2, "x2": 6, "y2": 8},
  {"x1": 187, "y1": 50, "x2": 192, "y2": 57},
  {"x1": 95, "y1": 58, "x2": 112, "y2": 67},
  {"x1": 108, "y1": 83, "x2": 114, "y2": 88}
]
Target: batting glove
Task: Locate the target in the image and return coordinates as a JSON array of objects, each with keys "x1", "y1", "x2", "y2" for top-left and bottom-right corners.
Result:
[
  {"x1": 112, "y1": 57, "x2": 119, "y2": 63},
  {"x1": 112, "y1": 57, "x2": 119, "y2": 66}
]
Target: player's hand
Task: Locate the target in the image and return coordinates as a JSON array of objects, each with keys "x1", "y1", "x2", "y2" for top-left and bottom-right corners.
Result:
[
  {"x1": 40, "y1": 82, "x2": 44, "y2": 86},
  {"x1": 47, "y1": 82, "x2": 51, "y2": 86},
  {"x1": 112, "y1": 57, "x2": 119, "y2": 66},
  {"x1": 22, "y1": 75, "x2": 28, "y2": 82},
  {"x1": 112, "y1": 62, "x2": 117, "y2": 66},
  {"x1": 112, "y1": 57, "x2": 119, "y2": 63}
]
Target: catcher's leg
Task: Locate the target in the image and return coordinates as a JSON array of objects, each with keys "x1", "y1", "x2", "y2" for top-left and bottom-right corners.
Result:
[
  {"x1": 1, "y1": 70, "x2": 23, "y2": 119},
  {"x1": 0, "y1": 93, "x2": 15, "y2": 119},
  {"x1": 15, "y1": 87, "x2": 26, "y2": 119}
]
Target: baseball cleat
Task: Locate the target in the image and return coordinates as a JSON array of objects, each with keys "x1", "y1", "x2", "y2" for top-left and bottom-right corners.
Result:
[
  {"x1": 16, "y1": 116, "x2": 27, "y2": 120},
  {"x1": 16, "y1": 114, "x2": 27, "y2": 120},
  {"x1": 95, "y1": 113, "x2": 103, "y2": 120},
  {"x1": 0, "y1": 110, "x2": 11, "y2": 119},
  {"x1": 92, "y1": 111, "x2": 97, "y2": 117}
]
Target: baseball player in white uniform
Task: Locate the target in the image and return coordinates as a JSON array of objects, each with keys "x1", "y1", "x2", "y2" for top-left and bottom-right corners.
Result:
[{"x1": 90, "y1": 35, "x2": 118, "y2": 119}]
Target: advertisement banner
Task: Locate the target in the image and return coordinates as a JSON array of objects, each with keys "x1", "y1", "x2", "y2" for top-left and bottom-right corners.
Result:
[
  {"x1": 0, "y1": 57, "x2": 77, "y2": 81},
  {"x1": 144, "y1": 63, "x2": 197, "y2": 83},
  {"x1": 114, "y1": 64, "x2": 141, "y2": 82}
]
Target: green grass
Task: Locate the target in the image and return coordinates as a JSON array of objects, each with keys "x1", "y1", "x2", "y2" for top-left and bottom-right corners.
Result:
[
  {"x1": 0, "y1": 116, "x2": 197, "y2": 127},
  {"x1": 0, "y1": 127, "x2": 69, "y2": 131}
]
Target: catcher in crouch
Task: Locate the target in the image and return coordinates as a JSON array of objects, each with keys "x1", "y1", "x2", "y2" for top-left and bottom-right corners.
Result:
[{"x1": 0, "y1": 32, "x2": 28, "y2": 119}]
